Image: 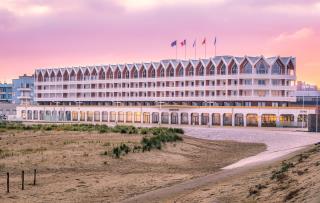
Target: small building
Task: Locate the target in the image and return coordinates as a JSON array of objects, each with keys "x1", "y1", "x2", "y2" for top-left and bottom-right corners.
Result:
[
  {"x1": 294, "y1": 81, "x2": 320, "y2": 106},
  {"x1": 0, "y1": 103, "x2": 17, "y2": 120},
  {"x1": 12, "y1": 74, "x2": 35, "y2": 105},
  {"x1": 0, "y1": 83, "x2": 13, "y2": 103}
]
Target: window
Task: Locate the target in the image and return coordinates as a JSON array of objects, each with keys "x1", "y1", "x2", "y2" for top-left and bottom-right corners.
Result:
[
  {"x1": 221, "y1": 64, "x2": 226, "y2": 75},
  {"x1": 199, "y1": 66, "x2": 204, "y2": 76},
  {"x1": 178, "y1": 67, "x2": 184, "y2": 76},
  {"x1": 125, "y1": 71, "x2": 129, "y2": 78},
  {"x1": 160, "y1": 68, "x2": 164, "y2": 77},
  {"x1": 256, "y1": 60, "x2": 269, "y2": 74},
  {"x1": 188, "y1": 67, "x2": 194, "y2": 76},
  {"x1": 244, "y1": 79, "x2": 252, "y2": 85},
  {"x1": 117, "y1": 71, "x2": 121, "y2": 79},
  {"x1": 243, "y1": 62, "x2": 252, "y2": 74},
  {"x1": 231, "y1": 63, "x2": 238, "y2": 74},
  {"x1": 258, "y1": 80, "x2": 266, "y2": 85},
  {"x1": 209, "y1": 65, "x2": 215, "y2": 75},
  {"x1": 133, "y1": 69, "x2": 138, "y2": 78},
  {"x1": 150, "y1": 69, "x2": 155, "y2": 78},
  {"x1": 272, "y1": 79, "x2": 280, "y2": 86},
  {"x1": 142, "y1": 69, "x2": 146, "y2": 78},
  {"x1": 272, "y1": 62, "x2": 282, "y2": 74},
  {"x1": 168, "y1": 68, "x2": 174, "y2": 77}
]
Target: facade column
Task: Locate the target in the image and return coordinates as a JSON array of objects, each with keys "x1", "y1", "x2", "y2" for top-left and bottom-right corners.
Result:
[
  {"x1": 188, "y1": 113, "x2": 192, "y2": 125},
  {"x1": 78, "y1": 111, "x2": 80, "y2": 122},
  {"x1": 276, "y1": 115, "x2": 280, "y2": 127},
  {"x1": 232, "y1": 114, "x2": 235, "y2": 127},
  {"x1": 243, "y1": 114, "x2": 247, "y2": 127},
  {"x1": 141, "y1": 112, "x2": 143, "y2": 124},
  {"x1": 100, "y1": 111, "x2": 102, "y2": 123},
  {"x1": 168, "y1": 113, "x2": 171, "y2": 125},
  {"x1": 294, "y1": 114, "x2": 298, "y2": 127},
  {"x1": 209, "y1": 114, "x2": 212, "y2": 127},
  {"x1": 220, "y1": 114, "x2": 224, "y2": 127},
  {"x1": 199, "y1": 113, "x2": 202, "y2": 126},
  {"x1": 258, "y1": 114, "x2": 262, "y2": 127}
]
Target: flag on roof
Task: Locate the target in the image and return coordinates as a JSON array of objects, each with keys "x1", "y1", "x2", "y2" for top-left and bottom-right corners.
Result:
[
  {"x1": 214, "y1": 37, "x2": 217, "y2": 46},
  {"x1": 202, "y1": 38, "x2": 206, "y2": 45},
  {"x1": 171, "y1": 40, "x2": 177, "y2": 47},
  {"x1": 192, "y1": 40, "x2": 196, "y2": 47},
  {"x1": 180, "y1": 39, "x2": 186, "y2": 47}
]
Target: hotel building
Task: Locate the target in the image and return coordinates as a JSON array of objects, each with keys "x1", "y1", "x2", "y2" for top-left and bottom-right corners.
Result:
[{"x1": 17, "y1": 55, "x2": 316, "y2": 127}]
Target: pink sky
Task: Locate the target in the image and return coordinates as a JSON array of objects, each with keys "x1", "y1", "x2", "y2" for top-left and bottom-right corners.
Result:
[{"x1": 0, "y1": 0, "x2": 319, "y2": 86}]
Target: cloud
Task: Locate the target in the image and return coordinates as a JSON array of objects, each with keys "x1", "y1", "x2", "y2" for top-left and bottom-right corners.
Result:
[
  {"x1": 274, "y1": 28, "x2": 315, "y2": 42},
  {"x1": 117, "y1": 0, "x2": 225, "y2": 11},
  {"x1": 0, "y1": 0, "x2": 51, "y2": 16}
]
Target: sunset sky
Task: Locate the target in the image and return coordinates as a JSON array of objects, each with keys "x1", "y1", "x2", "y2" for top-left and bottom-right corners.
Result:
[{"x1": 0, "y1": 0, "x2": 319, "y2": 86}]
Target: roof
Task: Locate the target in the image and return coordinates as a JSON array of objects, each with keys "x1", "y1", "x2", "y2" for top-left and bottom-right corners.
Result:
[{"x1": 35, "y1": 56, "x2": 296, "y2": 73}]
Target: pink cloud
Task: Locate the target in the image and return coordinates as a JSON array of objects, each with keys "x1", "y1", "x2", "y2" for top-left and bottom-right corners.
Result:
[{"x1": 0, "y1": 0, "x2": 319, "y2": 85}]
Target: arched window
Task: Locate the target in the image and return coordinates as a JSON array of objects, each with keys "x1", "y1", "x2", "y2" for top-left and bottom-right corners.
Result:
[
  {"x1": 209, "y1": 65, "x2": 215, "y2": 75},
  {"x1": 70, "y1": 71, "x2": 76, "y2": 81},
  {"x1": 178, "y1": 67, "x2": 184, "y2": 76},
  {"x1": 160, "y1": 68, "x2": 164, "y2": 77},
  {"x1": 256, "y1": 60, "x2": 269, "y2": 74},
  {"x1": 188, "y1": 67, "x2": 194, "y2": 76},
  {"x1": 231, "y1": 63, "x2": 238, "y2": 74},
  {"x1": 150, "y1": 68, "x2": 155, "y2": 78},
  {"x1": 117, "y1": 70, "x2": 121, "y2": 79},
  {"x1": 167, "y1": 67, "x2": 174, "y2": 77},
  {"x1": 142, "y1": 69, "x2": 146, "y2": 78},
  {"x1": 272, "y1": 62, "x2": 281, "y2": 74},
  {"x1": 243, "y1": 62, "x2": 252, "y2": 74},
  {"x1": 125, "y1": 70, "x2": 129, "y2": 78},
  {"x1": 221, "y1": 64, "x2": 226, "y2": 75},
  {"x1": 199, "y1": 66, "x2": 204, "y2": 76},
  {"x1": 133, "y1": 69, "x2": 138, "y2": 78}
]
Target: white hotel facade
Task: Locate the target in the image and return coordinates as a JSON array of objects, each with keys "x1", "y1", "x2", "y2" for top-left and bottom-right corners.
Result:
[{"x1": 17, "y1": 55, "x2": 316, "y2": 127}]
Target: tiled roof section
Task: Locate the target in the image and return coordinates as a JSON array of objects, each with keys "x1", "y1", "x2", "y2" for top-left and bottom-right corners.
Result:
[
  {"x1": 266, "y1": 57, "x2": 277, "y2": 65},
  {"x1": 280, "y1": 57, "x2": 291, "y2": 65},
  {"x1": 247, "y1": 56, "x2": 260, "y2": 64},
  {"x1": 222, "y1": 56, "x2": 233, "y2": 64},
  {"x1": 234, "y1": 57, "x2": 244, "y2": 64},
  {"x1": 35, "y1": 56, "x2": 295, "y2": 72}
]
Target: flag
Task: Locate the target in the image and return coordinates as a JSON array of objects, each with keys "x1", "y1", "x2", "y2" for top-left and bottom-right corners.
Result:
[
  {"x1": 192, "y1": 40, "x2": 196, "y2": 47},
  {"x1": 202, "y1": 38, "x2": 206, "y2": 45},
  {"x1": 214, "y1": 37, "x2": 217, "y2": 46},
  {"x1": 171, "y1": 40, "x2": 177, "y2": 47},
  {"x1": 180, "y1": 39, "x2": 186, "y2": 46}
]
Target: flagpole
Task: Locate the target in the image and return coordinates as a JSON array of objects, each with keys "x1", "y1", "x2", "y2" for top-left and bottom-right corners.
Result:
[
  {"x1": 176, "y1": 44, "x2": 178, "y2": 60},
  {"x1": 215, "y1": 43, "x2": 216, "y2": 57},
  {"x1": 195, "y1": 42, "x2": 197, "y2": 59},
  {"x1": 205, "y1": 43, "x2": 207, "y2": 58},
  {"x1": 185, "y1": 42, "x2": 187, "y2": 60}
]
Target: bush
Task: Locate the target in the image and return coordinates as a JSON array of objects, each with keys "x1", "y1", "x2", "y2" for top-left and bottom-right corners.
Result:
[{"x1": 271, "y1": 162, "x2": 294, "y2": 181}]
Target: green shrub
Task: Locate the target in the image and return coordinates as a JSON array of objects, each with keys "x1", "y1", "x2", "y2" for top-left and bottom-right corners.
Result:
[
  {"x1": 271, "y1": 162, "x2": 294, "y2": 181},
  {"x1": 112, "y1": 146, "x2": 121, "y2": 158}
]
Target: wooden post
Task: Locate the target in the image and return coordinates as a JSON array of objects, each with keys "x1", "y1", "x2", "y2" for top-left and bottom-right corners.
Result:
[
  {"x1": 33, "y1": 169, "x2": 37, "y2": 185},
  {"x1": 6, "y1": 172, "x2": 9, "y2": 193},
  {"x1": 21, "y1": 170, "x2": 24, "y2": 190}
]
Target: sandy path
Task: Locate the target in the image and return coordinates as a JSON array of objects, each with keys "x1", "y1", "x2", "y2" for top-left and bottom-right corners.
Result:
[
  {"x1": 123, "y1": 127, "x2": 320, "y2": 203},
  {"x1": 184, "y1": 127, "x2": 320, "y2": 169}
]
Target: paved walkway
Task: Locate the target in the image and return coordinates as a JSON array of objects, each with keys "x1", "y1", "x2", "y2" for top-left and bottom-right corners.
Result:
[
  {"x1": 123, "y1": 127, "x2": 320, "y2": 203},
  {"x1": 184, "y1": 127, "x2": 320, "y2": 169}
]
